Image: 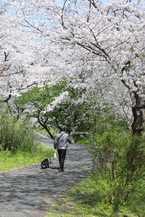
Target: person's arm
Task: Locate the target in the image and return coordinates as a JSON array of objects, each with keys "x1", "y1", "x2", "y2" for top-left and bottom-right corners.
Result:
[
  {"x1": 67, "y1": 135, "x2": 72, "y2": 144},
  {"x1": 54, "y1": 136, "x2": 58, "y2": 149}
]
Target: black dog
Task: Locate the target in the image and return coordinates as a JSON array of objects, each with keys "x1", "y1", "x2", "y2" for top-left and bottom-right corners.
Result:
[
  {"x1": 41, "y1": 159, "x2": 49, "y2": 169},
  {"x1": 41, "y1": 158, "x2": 52, "y2": 169}
]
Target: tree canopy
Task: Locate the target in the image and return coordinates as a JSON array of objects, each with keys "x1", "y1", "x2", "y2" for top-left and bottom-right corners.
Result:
[{"x1": 0, "y1": 0, "x2": 145, "y2": 134}]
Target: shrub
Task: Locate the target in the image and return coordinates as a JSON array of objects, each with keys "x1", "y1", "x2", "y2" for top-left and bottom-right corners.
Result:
[
  {"x1": 90, "y1": 115, "x2": 145, "y2": 212},
  {"x1": 0, "y1": 112, "x2": 36, "y2": 153}
]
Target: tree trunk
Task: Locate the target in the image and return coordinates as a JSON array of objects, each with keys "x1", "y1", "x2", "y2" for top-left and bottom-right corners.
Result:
[
  {"x1": 131, "y1": 92, "x2": 145, "y2": 135},
  {"x1": 37, "y1": 115, "x2": 54, "y2": 139}
]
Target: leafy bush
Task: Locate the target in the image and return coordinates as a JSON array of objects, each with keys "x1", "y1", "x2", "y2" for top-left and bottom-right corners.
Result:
[
  {"x1": 47, "y1": 176, "x2": 145, "y2": 217},
  {"x1": 0, "y1": 112, "x2": 36, "y2": 153},
  {"x1": 90, "y1": 115, "x2": 145, "y2": 212}
]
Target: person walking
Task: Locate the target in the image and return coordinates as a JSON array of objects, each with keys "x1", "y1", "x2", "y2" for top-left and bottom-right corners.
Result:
[{"x1": 54, "y1": 125, "x2": 71, "y2": 172}]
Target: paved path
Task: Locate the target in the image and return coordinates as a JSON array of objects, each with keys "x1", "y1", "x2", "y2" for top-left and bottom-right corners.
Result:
[{"x1": 0, "y1": 134, "x2": 92, "y2": 217}]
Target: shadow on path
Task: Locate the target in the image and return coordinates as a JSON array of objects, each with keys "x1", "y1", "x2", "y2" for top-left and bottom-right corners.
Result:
[{"x1": 0, "y1": 135, "x2": 92, "y2": 217}]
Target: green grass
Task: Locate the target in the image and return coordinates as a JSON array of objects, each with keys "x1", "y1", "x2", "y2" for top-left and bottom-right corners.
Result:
[
  {"x1": 76, "y1": 138, "x2": 90, "y2": 146},
  {"x1": 46, "y1": 177, "x2": 145, "y2": 217},
  {"x1": 0, "y1": 144, "x2": 54, "y2": 173},
  {"x1": 35, "y1": 126, "x2": 57, "y2": 136},
  {"x1": 36, "y1": 127, "x2": 49, "y2": 135}
]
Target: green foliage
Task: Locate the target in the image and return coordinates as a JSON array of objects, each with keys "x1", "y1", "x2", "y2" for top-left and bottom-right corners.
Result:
[
  {"x1": 90, "y1": 114, "x2": 145, "y2": 212},
  {"x1": 128, "y1": 181, "x2": 145, "y2": 217},
  {"x1": 14, "y1": 80, "x2": 68, "y2": 135},
  {"x1": 15, "y1": 80, "x2": 66, "y2": 111},
  {"x1": 14, "y1": 79, "x2": 93, "y2": 140},
  {"x1": 0, "y1": 112, "x2": 36, "y2": 153},
  {"x1": 47, "y1": 176, "x2": 143, "y2": 217}
]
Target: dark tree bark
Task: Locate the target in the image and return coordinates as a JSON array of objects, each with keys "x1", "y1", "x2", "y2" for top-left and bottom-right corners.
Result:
[
  {"x1": 37, "y1": 115, "x2": 54, "y2": 139},
  {"x1": 131, "y1": 92, "x2": 145, "y2": 135}
]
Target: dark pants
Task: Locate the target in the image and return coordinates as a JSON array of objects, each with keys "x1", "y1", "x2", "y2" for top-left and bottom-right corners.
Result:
[{"x1": 58, "y1": 149, "x2": 66, "y2": 171}]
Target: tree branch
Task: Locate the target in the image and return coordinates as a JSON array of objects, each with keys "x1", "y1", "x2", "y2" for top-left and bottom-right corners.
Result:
[{"x1": 61, "y1": 0, "x2": 68, "y2": 29}]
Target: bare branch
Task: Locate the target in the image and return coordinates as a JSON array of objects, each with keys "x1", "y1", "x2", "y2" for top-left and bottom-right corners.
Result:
[
  {"x1": 87, "y1": 0, "x2": 92, "y2": 22},
  {"x1": 3, "y1": 94, "x2": 12, "y2": 103},
  {"x1": 24, "y1": 20, "x2": 43, "y2": 33},
  {"x1": 121, "y1": 79, "x2": 131, "y2": 91},
  {"x1": 88, "y1": 0, "x2": 100, "y2": 10},
  {"x1": 61, "y1": 0, "x2": 68, "y2": 29},
  {"x1": 17, "y1": 82, "x2": 37, "y2": 91},
  {"x1": 4, "y1": 51, "x2": 9, "y2": 62}
]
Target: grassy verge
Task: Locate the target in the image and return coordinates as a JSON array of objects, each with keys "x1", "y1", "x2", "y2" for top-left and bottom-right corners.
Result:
[
  {"x1": 46, "y1": 177, "x2": 145, "y2": 217},
  {"x1": 0, "y1": 144, "x2": 54, "y2": 173}
]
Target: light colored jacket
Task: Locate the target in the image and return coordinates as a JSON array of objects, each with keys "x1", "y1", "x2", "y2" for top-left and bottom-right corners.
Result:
[{"x1": 54, "y1": 131, "x2": 71, "y2": 150}]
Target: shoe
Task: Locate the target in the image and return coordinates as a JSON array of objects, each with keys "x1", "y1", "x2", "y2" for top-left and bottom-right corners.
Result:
[{"x1": 58, "y1": 168, "x2": 64, "y2": 172}]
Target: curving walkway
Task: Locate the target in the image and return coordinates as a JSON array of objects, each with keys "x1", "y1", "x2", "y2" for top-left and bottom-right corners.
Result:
[{"x1": 0, "y1": 134, "x2": 92, "y2": 217}]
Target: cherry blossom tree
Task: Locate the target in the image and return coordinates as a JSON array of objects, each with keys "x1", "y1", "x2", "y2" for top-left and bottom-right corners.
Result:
[
  {"x1": 0, "y1": 1, "x2": 60, "y2": 101},
  {"x1": 55, "y1": 0, "x2": 145, "y2": 135},
  {"x1": 1, "y1": 0, "x2": 145, "y2": 135},
  {"x1": 1, "y1": 1, "x2": 145, "y2": 210}
]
